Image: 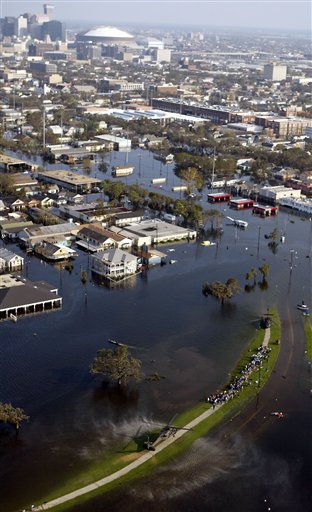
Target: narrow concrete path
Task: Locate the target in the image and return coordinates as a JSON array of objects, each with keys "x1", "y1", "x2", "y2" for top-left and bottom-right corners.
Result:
[{"x1": 38, "y1": 328, "x2": 271, "y2": 511}]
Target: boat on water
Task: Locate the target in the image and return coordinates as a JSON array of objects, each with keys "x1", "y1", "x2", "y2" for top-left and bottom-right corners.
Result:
[
  {"x1": 108, "y1": 338, "x2": 126, "y2": 347},
  {"x1": 297, "y1": 302, "x2": 309, "y2": 313},
  {"x1": 169, "y1": 259, "x2": 177, "y2": 264},
  {"x1": 154, "y1": 153, "x2": 174, "y2": 163},
  {"x1": 226, "y1": 216, "x2": 248, "y2": 229},
  {"x1": 201, "y1": 240, "x2": 216, "y2": 247}
]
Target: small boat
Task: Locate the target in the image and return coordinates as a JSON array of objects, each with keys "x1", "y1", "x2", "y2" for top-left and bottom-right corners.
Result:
[
  {"x1": 169, "y1": 259, "x2": 177, "y2": 264},
  {"x1": 201, "y1": 240, "x2": 216, "y2": 247},
  {"x1": 108, "y1": 338, "x2": 126, "y2": 347},
  {"x1": 297, "y1": 303, "x2": 309, "y2": 312},
  {"x1": 271, "y1": 412, "x2": 284, "y2": 418},
  {"x1": 9, "y1": 313, "x2": 17, "y2": 323}
]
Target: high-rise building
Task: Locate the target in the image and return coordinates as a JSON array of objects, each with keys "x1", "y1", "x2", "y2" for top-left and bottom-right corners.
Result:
[
  {"x1": 154, "y1": 48, "x2": 171, "y2": 63},
  {"x1": 42, "y1": 20, "x2": 65, "y2": 41},
  {"x1": 263, "y1": 62, "x2": 287, "y2": 81},
  {"x1": 14, "y1": 15, "x2": 28, "y2": 37},
  {"x1": 2, "y1": 17, "x2": 16, "y2": 37},
  {"x1": 43, "y1": 4, "x2": 55, "y2": 19}
]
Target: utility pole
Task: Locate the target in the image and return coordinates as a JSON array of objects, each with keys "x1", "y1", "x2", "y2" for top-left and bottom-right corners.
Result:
[
  {"x1": 60, "y1": 110, "x2": 63, "y2": 148},
  {"x1": 21, "y1": 101, "x2": 24, "y2": 135},
  {"x1": 257, "y1": 226, "x2": 261, "y2": 255},
  {"x1": 290, "y1": 249, "x2": 295, "y2": 274},
  {"x1": 211, "y1": 147, "x2": 216, "y2": 187},
  {"x1": 42, "y1": 106, "x2": 46, "y2": 149}
]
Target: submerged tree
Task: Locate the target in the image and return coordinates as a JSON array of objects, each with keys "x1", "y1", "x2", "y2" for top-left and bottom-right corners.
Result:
[
  {"x1": 259, "y1": 263, "x2": 270, "y2": 283},
  {"x1": 245, "y1": 267, "x2": 257, "y2": 285},
  {"x1": 90, "y1": 345, "x2": 142, "y2": 386},
  {"x1": 202, "y1": 277, "x2": 240, "y2": 305},
  {"x1": 0, "y1": 402, "x2": 29, "y2": 435}
]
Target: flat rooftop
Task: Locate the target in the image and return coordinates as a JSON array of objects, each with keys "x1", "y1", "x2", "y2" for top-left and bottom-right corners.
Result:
[
  {"x1": 230, "y1": 198, "x2": 254, "y2": 203},
  {"x1": 208, "y1": 192, "x2": 231, "y2": 197},
  {"x1": 122, "y1": 219, "x2": 196, "y2": 237},
  {"x1": 0, "y1": 274, "x2": 24, "y2": 288},
  {"x1": 0, "y1": 154, "x2": 30, "y2": 165},
  {"x1": 38, "y1": 170, "x2": 101, "y2": 185}
]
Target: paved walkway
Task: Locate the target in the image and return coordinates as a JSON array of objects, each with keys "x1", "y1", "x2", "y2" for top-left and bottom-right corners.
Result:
[{"x1": 38, "y1": 327, "x2": 271, "y2": 511}]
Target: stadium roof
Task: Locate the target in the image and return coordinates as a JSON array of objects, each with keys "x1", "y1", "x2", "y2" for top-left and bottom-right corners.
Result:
[{"x1": 83, "y1": 26, "x2": 134, "y2": 40}]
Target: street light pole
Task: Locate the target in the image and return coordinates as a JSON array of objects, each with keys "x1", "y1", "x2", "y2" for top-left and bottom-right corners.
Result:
[{"x1": 257, "y1": 226, "x2": 261, "y2": 255}]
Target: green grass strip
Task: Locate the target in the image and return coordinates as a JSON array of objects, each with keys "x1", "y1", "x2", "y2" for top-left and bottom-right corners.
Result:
[
  {"x1": 33, "y1": 310, "x2": 281, "y2": 511},
  {"x1": 304, "y1": 318, "x2": 312, "y2": 360}
]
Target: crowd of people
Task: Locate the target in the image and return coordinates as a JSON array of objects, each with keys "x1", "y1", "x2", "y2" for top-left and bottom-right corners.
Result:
[{"x1": 206, "y1": 345, "x2": 272, "y2": 407}]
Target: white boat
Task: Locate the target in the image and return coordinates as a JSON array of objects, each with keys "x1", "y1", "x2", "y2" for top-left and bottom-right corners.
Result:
[
  {"x1": 297, "y1": 303, "x2": 309, "y2": 312},
  {"x1": 227, "y1": 216, "x2": 248, "y2": 229},
  {"x1": 169, "y1": 259, "x2": 177, "y2": 264},
  {"x1": 108, "y1": 338, "x2": 126, "y2": 347},
  {"x1": 201, "y1": 240, "x2": 216, "y2": 247}
]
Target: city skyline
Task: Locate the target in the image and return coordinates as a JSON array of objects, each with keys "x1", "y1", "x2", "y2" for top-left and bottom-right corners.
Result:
[{"x1": 1, "y1": 0, "x2": 311, "y2": 32}]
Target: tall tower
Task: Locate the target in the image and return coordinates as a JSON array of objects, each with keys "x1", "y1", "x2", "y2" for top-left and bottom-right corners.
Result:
[
  {"x1": 43, "y1": 4, "x2": 55, "y2": 19},
  {"x1": 263, "y1": 62, "x2": 287, "y2": 82}
]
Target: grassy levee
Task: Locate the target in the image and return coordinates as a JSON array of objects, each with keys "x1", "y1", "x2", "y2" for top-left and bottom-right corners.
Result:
[
  {"x1": 37, "y1": 310, "x2": 281, "y2": 512},
  {"x1": 304, "y1": 318, "x2": 312, "y2": 360}
]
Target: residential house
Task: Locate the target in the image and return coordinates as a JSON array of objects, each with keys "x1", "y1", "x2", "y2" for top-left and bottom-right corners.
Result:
[
  {"x1": 2, "y1": 196, "x2": 27, "y2": 211},
  {"x1": 47, "y1": 191, "x2": 68, "y2": 206},
  {"x1": 0, "y1": 214, "x2": 34, "y2": 241},
  {"x1": 0, "y1": 248, "x2": 24, "y2": 272},
  {"x1": 76, "y1": 224, "x2": 132, "y2": 252},
  {"x1": 90, "y1": 248, "x2": 139, "y2": 279},
  {"x1": 34, "y1": 240, "x2": 77, "y2": 261},
  {"x1": 114, "y1": 209, "x2": 145, "y2": 227},
  {"x1": 143, "y1": 135, "x2": 166, "y2": 148},
  {"x1": 19, "y1": 222, "x2": 79, "y2": 248}
]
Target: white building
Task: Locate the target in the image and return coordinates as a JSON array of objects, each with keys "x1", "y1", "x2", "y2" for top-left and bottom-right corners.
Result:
[
  {"x1": 263, "y1": 62, "x2": 287, "y2": 81},
  {"x1": 112, "y1": 219, "x2": 197, "y2": 246},
  {"x1": 15, "y1": 15, "x2": 28, "y2": 37},
  {"x1": 90, "y1": 248, "x2": 138, "y2": 279},
  {"x1": 155, "y1": 49, "x2": 171, "y2": 63},
  {"x1": 279, "y1": 197, "x2": 312, "y2": 215},
  {"x1": 95, "y1": 135, "x2": 131, "y2": 150},
  {"x1": 259, "y1": 185, "x2": 302, "y2": 204},
  {"x1": 0, "y1": 248, "x2": 24, "y2": 272}
]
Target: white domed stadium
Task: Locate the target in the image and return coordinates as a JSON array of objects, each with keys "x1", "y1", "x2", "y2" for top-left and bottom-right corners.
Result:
[{"x1": 78, "y1": 25, "x2": 134, "y2": 44}]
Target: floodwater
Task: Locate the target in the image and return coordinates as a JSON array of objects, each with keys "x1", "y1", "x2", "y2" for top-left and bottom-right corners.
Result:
[
  {"x1": 5, "y1": 146, "x2": 202, "y2": 200},
  {"x1": 0, "y1": 198, "x2": 312, "y2": 510}
]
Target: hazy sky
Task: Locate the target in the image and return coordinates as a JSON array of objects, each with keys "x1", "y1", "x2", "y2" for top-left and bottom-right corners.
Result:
[{"x1": 1, "y1": 0, "x2": 311, "y2": 31}]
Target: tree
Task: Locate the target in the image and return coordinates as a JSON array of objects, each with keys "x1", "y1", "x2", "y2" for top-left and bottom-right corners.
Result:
[
  {"x1": 90, "y1": 345, "x2": 142, "y2": 386},
  {"x1": 251, "y1": 267, "x2": 257, "y2": 284},
  {"x1": 246, "y1": 267, "x2": 257, "y2": 284},
  {"x1": 0, "y1": 402, "x2": 29, "y2": 435},
  {"x1": 180, "y1": 167, "x2": 204, "y2": 193},
  {"x1": 0, "y1": 174, "x2": 14, "y2": 195},
  {"x1": 202, "y1": 277, "x2": 240, "y2": 305},
  {"x1": 268, "y1": 227, "x2": 279, "y2": 254},
  {"x1": 102, "y1": 180, "x2": 125, "y2": 203},
  {"x1": 98, "y1": 162, "x2": 108, "y2": 173},
  {"x1": 259, "y1": 263, "x2": 270, "y2": 282},
  {"x1": 81, "y1": 270, "x2": 88, "y2": 284},
  {"x1": 204, "y1": 209, "x2": 223, "y2": 230}
]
